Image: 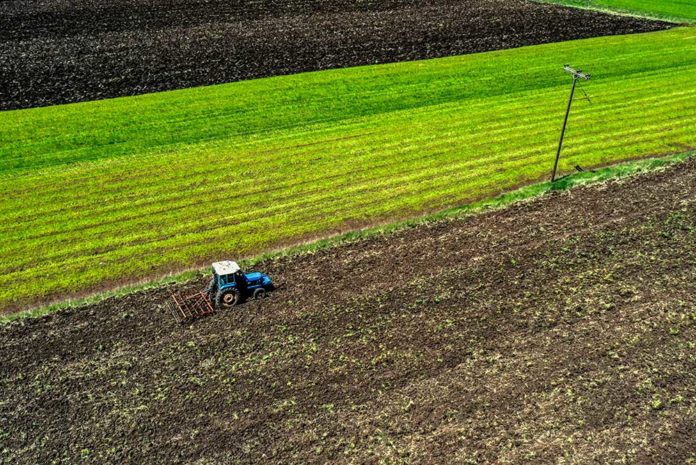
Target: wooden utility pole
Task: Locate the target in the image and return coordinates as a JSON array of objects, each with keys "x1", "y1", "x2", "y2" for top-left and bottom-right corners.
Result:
[{"x1": 551, "y1": 65, "x2": 591, "y2": 182}]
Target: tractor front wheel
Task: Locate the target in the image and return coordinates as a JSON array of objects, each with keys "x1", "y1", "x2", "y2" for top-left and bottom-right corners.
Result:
[
  {"x1": 216, "y1": 289, "x2": 241, "y2": 308},
  {"x1": 253, "y1": 288, "x2": 266, "y2": 300}
]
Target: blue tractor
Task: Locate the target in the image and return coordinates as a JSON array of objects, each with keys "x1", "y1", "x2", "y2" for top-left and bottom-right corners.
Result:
[
  {"x1": 205, "y1": 260, "x2": 273, "y2": 308},
  {"x1": 167, "y1": 260, "x2": 273, "y2": 323}
]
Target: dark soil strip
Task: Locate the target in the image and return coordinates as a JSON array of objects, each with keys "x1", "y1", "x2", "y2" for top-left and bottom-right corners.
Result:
[
  {"x1": 0, "y1": 0, "x2": 669, "y2": 110},
  {"x1": 1, "y1": 158, "x2": 694, "y2": 464}
]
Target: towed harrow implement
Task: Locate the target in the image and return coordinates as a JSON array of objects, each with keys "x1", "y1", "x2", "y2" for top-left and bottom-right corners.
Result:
[{"x1": 166, "y1": 291, "x2": 215, "y2": 323}]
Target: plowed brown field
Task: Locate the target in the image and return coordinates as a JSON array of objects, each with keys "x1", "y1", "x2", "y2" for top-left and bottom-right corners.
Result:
[
  {"x1": 1, "y1": 159, "x2": 694, "y2": 464},
  {"x1": 0, "y1": 0, "x2": 669, "y2": 109}
]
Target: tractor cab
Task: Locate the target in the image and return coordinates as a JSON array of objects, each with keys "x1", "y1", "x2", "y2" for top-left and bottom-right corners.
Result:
[
  {"x1": 212, "y1": 260, "x2": 243, "y2": 287},
  {"x1": 208, "y1": 260, "x2": 273, "y2": 308}
]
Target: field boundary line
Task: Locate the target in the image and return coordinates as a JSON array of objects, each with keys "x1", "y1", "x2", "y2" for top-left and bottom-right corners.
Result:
[{"x1": 531, "y1": 0, "x2": 694, "y2": 24}]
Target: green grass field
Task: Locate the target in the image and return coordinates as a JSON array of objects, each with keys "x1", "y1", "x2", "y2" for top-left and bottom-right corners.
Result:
[
  {"x1": 539, "y1": 0, "x2": 696, "y2": 23},
  {"x1": 2, "y1": 27, "x2": 695, "y2": 313}
]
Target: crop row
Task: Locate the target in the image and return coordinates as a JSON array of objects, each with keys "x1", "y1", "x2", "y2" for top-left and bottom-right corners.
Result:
[{"x1": 2, "y1": 81, "x2": 693, "y2": 253}]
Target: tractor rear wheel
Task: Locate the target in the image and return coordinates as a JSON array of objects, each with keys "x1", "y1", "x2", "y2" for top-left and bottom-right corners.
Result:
[{"x1": 216, "y1": 288, "x2": 241, "y2": 308}]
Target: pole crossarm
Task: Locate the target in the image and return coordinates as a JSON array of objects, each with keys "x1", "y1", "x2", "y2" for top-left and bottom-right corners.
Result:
[{"x1": 563, "y1": 64, "x2": 591, "y2": 81}]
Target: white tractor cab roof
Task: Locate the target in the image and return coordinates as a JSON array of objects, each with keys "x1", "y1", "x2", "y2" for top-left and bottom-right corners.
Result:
[{"x1": 212, "y1": 260, "x2": 241, "y2": 276}]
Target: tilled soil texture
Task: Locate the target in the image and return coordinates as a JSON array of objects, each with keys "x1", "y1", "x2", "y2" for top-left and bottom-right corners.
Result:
[
  {"x1": 1, "y1": 0, "x2": 670, "y2": 110},
  {"x1": 2, "y1": 159, "x2": 695, "y2": 464}
]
